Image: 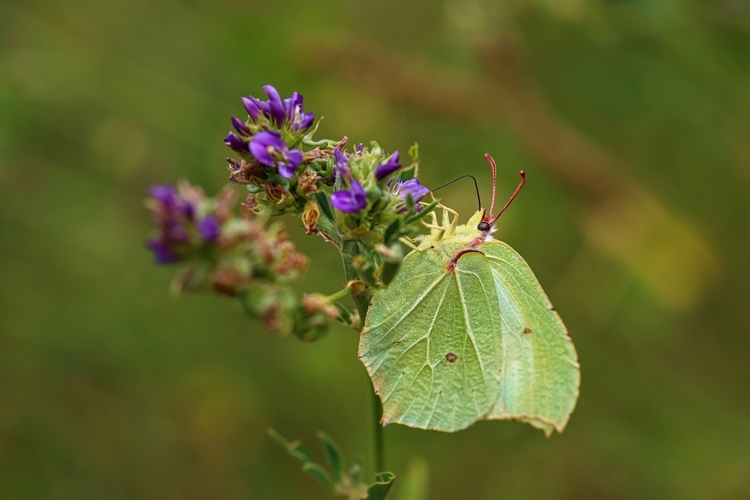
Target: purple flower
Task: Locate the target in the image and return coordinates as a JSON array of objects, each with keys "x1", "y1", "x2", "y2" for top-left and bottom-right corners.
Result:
[
  {"x1": 374, "y1": 151, "x2": 402, "y2": 180},
  {"x1": 150, "y1": 184, "x2": 178, "y2": 206},
  {"x1": 242, "y1": 97, "x2": 260, "y2": 122},
  {"x1": 394, "y1": 179, "x2": 430, "y2": 202},
  {"x1": 146, "y1": 238, "x2": 180, "y2": 265},
  {"x1": 330, "y1": 180, "x2": 368, "y2": 213},
  {"x1": 261, "y1": 85, "x2": 287, "y2": 127},
  {"x1": 333, "y1": 149, "x2": 350, "y2": 181},
  {"x1": 249, "y1": 130, "x2": 303, "y2": 179},
  {"x1": 231, "y1": 116, "x2": 250, "y2": 135},
  {"x1": 198, "y1": 216, "x2": 221, "y2": 242},
  {"x1": 237, "y1": 85, "x2": 314, "y2": 132},
  {"x1": 285, "y1": 91, "x2": 315, "y2": 132},
  {"x1": 393, "y1": 178, "x2": 430, "y2": 212},
  {"x1": 150, "y1": 184, "x2": 194, "y2": 218},
  {"x1": 164, "y1": 219, "x2": 190, "y2": 242},
  {"x1": 224, "y1": 132, "x2": 248, "y2": 153}
]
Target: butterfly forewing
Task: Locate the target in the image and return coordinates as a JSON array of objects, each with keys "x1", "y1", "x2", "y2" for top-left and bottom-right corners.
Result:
[
  {"x1": 360, "y1": 251, "x2": 502, "y2": 432},
  {"x1": 480, "y1": 241, "x2": 580, "y2": 435}
]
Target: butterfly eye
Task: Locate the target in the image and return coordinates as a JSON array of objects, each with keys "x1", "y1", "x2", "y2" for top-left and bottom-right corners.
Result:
[{"x1": 477, "y1": 221, "x2": 491, "y2": 232}]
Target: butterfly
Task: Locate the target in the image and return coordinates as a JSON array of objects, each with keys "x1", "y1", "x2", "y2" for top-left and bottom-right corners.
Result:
[{"x1": 358, "y1": 155, "x2": 580, "y2": 436}]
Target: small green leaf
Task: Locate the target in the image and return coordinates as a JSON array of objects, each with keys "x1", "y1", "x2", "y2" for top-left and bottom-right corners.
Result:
[
  {"x1": 351, "y1": 255, "x2": 378, "y2": 288},
  {"x1": 314, "y1": 191, "x2": 335, "y2": 222},
  {"x1": 365, "y1": 472, "x2": 396, "y2": 500},
  {"x1": 380, "y1": 261, "x2": 401, "y2": 286},
  {"x1": 383, "y1": 219, "x2": 402, "y2": 246},
  {"x1": 316, "y1": 214, "x2": 343, "y2": 249},
  {"x1": 302, "y1": 462, "x2": 335, "y2": 490},
  {"x1": 333, "y1": 301, "x2": 354, "y2": 326},
  {"x1": 267, "y1": 428, "x2": 311, "y2": 463},
  {"x1": 404, "y1": 199, "x2": 439, "y2": 224},
  {"x1": 317, "y1": 431, "x2": 345, "y2": 483}
]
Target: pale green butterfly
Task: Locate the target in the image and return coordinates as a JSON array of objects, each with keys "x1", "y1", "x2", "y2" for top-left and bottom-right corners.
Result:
[{"x1": 359, "y1": 155, "x2": 580, "y2": 436}]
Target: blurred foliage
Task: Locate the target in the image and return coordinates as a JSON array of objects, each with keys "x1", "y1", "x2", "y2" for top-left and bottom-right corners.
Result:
[{"x1": 2, "y1": 0, "x2": 750, "y2": 498}]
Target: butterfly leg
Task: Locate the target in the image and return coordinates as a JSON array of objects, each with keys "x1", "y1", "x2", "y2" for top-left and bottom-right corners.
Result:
[
  {"x1": 399, "y1": 237, "x2": 419, "y2": 251},
  {"x1": 437, "y1": 205, "x2": 460, "y2": 234},
  {"x1": 421, "y1": 211, "x2": 443, "y2": 231}
]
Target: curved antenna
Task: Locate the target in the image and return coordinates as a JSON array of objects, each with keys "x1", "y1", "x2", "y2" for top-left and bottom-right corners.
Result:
[
  {"x1": 430, "y1": 174, "x2": 482, "y2": 212},
  {"x1": 484, "y1": 154, "x2": 498, "y2": 218},
  {"x1": 490, "y1": 170, "x2": 527, "y2": 224}
]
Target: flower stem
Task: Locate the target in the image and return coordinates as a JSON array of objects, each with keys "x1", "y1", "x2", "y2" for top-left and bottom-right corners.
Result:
[
  {"x1": 372, "y1": 385, "x2": 385, "y2": 473},
  {"x1": 340, "y1": 240, "x2": 384, "y2": 474}
]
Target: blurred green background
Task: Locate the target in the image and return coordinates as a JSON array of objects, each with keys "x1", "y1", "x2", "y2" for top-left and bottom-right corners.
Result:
[{"x1": 2, "y1": 0, "x2": 750, "y2": 498}]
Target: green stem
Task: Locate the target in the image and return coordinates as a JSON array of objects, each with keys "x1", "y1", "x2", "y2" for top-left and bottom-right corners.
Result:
[
  {"x1": 323, "y1": 285, "x2": 352, "y2": 303},
  {"x1": 372, "y1": 386, "x2": 385, "y2": 473},
  {"x1": 340, "y1": 240, "x2": 384, "y2": 475}
]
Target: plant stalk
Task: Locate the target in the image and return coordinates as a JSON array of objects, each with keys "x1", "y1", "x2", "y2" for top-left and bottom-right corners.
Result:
[{"x1": 340, "y1": 240, "x2": 384, "y2": 475}]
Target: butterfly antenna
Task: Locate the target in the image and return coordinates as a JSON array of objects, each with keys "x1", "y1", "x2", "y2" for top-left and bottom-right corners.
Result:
[
  {"x1": 485, "y1": 154, "x2": 498, "y2": 218},
  {"x1": 490, "y1": 170, "x2": 527, "y2": 224},
  {"x1": 430, "y1": 174, "x2": 482, "y2": 212}
]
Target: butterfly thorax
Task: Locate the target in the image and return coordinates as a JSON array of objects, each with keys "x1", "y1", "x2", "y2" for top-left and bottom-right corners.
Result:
[{"x1": 414, "y1": 210, "x2": 494, "y2": 269}]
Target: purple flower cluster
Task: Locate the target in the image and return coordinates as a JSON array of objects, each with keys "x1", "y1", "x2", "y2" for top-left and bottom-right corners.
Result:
[
  {"x1": 328, "y1": 147, "x2": 425, "y2": 214},
  {"x1": 244, "y1": 86, "x2": 314, "y2": 132},
  {"x1": 224, "y1": 85, "x2": 314, "y2": 179},
  {"x1": 146, "y1": 184, "x2": 222, "y2": 264},
  {"x1": 330, "y1": 149, "x2": 367, "y2": 213}
]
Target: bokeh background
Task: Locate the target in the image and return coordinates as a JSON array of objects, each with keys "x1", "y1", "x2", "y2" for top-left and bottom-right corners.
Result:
[{"x1": 2, "y1": 0, "x2": 750, "y2": 498}]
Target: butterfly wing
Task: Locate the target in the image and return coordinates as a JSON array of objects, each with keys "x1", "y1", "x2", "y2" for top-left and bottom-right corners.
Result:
[
  {"x1": 359, "y1": 250, "x2": 502, "y2": 432},
  {"x1": 480, "y1": 240, "x2": 580, "y2": 436}
]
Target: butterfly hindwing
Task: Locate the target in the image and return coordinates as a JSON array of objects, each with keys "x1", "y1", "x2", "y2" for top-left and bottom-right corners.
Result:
[
  {"x1": 480, "y1": 240, "x2": 580, "y2": 435},
  {"x1": 359, "y1": 250, "x2": 502, "y2": 432}
]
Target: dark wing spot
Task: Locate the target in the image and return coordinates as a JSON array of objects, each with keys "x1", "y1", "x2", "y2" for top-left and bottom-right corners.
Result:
[
  {"x1": 523, "y1": 327, "x2": 532, "y2": 334},
  {"x1": 445, "y1": 352, "x2": 458, "y2": 363}
]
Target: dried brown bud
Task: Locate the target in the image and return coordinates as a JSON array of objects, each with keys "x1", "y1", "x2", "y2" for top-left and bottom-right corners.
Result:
[
  {"x1": 297, "y1": 171, "x2": 320, "y2": 195},
  {"x1": 264, "y1": 181, "x2": 291, "y2": 203},
  {"x1": 227, "y1": 158, "x2": 266, "y2": 185},
  {"x1": 241, "y1": 193, "x2": 258, "y2": 213},
  {"x1": 214, "y1": 185, "x2": 237, "y2": 222},
  {"x1": 302, "y1": 148, "x2": 326, "y2": 161},
  {"x1": 302, "y1": 294, "x2": 340, "y2": 320},
  {"x1": 211, "y1": 267, "x2": 248, "y2": 296},
  {"x1": 176, "y1": 179, "x2": 206, "y2": 208},
  {"x1": 347, "y1": 280, "x2": 368, "y2": 296},
  {"x1": 302, "y1": 200, "x2": 320, "y2": 235}
]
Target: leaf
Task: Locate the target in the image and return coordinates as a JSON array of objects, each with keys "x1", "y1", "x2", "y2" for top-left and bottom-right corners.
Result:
[
  {"x1": 404, "y1": 199, "x2": 439, "y2": 225},
  {"x1": 268, "y1": 429, "x2": 333, "y2": 492},
  {"x1": 359, "y1": 210, "x2": 579, "y2": 434},
  {"x1": 333, "y1": 301, "x2": 354, "y2": 326},
  {"x1": 379, "y1": 260, "x2": 401, "y2": 287},
  {"x1": 383, "y1": 219, "x2": 401, "y2": 246},
  {"x1": 314, "y1": 191, "x2": 335, "y2": 222},
  {"x1": 267, "y1": 428, "x2": 312, "y2": 463},
  {"x1": 317, "y1": 431, "x2": 345, "y2": 482},
  {"x1": 365, "y1": 472, "x2": 396, "y2": 500},
  {"x1": 302, "y1": 462, "x2": 335, "y2": 490}
]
